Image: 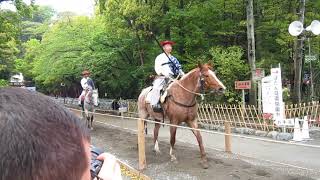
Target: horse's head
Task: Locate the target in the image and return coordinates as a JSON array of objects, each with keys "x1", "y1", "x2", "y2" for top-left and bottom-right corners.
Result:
[
  {"x1": 198, "y1": 63, "x2": 226, "y2": 93},
  {"x1": 84, "y1": 88, "x2": 99, "y2": 106}
]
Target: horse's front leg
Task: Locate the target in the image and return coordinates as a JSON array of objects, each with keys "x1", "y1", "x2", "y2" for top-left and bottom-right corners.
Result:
[
  {"x1": 84, "y1": 108, "x2": 90, "y2": 128},
  {"x1": 90, "y1": 115, "x2": 94, "y2": 130},
  {"x1": 169, "y1": 125, "x2": 177, "y2": 162},
  {"x1": 187, "y1": 121, "x2": 208, "y2": 169},
  {"x1": 153, "y1": 119, "x2": 161, "y2": 154}
]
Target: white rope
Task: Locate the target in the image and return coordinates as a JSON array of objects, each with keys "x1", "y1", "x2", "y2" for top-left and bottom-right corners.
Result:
[
  {"x1": 70, "y1": 108, "x2": 320, "y2": 149},
  {"x1": 95, "y1": 120, "x2": 320, "y2": 173}
]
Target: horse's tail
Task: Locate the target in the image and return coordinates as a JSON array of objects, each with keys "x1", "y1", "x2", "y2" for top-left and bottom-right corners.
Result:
[{"x1": 138, "y1": 87, "x2": 151, "y2": 135}]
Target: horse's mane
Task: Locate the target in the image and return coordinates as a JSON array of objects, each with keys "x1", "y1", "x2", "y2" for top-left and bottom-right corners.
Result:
[{"x1": 178, "y1": 68, "x2": 199, "y2": 82}]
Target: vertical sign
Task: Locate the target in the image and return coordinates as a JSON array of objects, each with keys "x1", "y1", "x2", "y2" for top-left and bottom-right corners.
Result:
[
  {"x1": 262, "y1": 68, "x2": 285, "y2": 126},
  {"x1": 262, "y1": 76, "x2": 274, "y2": 114},
  {"x1": 271, "y1": 68, "x2": 284, "y2": 126}
]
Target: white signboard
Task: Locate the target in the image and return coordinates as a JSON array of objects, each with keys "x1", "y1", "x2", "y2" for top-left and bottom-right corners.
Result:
[
  {"x1": 262, "y1": 68, "x2": 285, "y2": 126},
  {"x1": 262, "y1": 76, "x2": 274, "y2": 114}
]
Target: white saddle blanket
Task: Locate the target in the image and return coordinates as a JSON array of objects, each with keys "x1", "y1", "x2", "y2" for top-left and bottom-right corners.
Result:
[
  {"x1": 145, "y1": 86, "x2": 153, "y2": 104},
  {"x1": 145, "y1": 87, "x2": 168, "y2": 104}
]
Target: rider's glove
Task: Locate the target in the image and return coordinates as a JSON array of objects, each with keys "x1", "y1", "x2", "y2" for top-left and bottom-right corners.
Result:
[{"x1": 179, "y1": 69, "x2": 185, "y2": 76}]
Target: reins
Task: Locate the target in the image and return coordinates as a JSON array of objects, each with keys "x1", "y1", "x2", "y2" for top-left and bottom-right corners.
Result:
[{"x1": 169, "y1": 72, "x2": 209, "y2": 101}]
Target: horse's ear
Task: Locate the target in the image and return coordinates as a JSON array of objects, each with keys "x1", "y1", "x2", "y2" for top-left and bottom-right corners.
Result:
[
  {"x1": 208, "y1": 62, "x2": 214, "y2": 69},
  {"x1": 198, "y1": 62, "x2": 203, "y2": 70}
]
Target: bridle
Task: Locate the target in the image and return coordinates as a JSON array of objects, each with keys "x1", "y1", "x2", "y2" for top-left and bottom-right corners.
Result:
[{"x1": 166, "y1": 70, "x2": 210, "y2": 108}]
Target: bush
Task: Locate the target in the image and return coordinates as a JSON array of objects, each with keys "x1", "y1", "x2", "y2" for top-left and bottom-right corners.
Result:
[{"x1": 0, "y1": 79, "x2": 8, "y2": 87}]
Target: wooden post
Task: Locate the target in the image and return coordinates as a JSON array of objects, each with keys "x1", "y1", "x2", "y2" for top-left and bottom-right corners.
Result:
[
  {"x1": 258, "y1": 80, "x2": 262, "y2": 112},
  {"x1": 242, "y1": 89, "x2": 246, "y2": 108},
  {"x1": 224, "y1": 121, "x2": 232, "y2": 153},
  {"x1": 137, "y1": 118, "x2": 146, "y2": 170}
]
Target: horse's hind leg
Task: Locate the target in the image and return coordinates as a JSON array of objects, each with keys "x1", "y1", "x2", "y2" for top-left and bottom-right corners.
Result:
[
  {"x1": 187, "y1": 121, "x2": 208, "y2": 169},
  {"x1": 144, "y1": 121, "x2": 148, "y2": 135},
  {"x1": 153, "y1": 119, "x2": 161, "y2": 154}
]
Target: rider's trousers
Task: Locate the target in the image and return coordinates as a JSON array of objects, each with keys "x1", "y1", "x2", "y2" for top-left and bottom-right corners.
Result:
[{"x1": 149, "y1": 77, "x2": 166, "y2": 106}]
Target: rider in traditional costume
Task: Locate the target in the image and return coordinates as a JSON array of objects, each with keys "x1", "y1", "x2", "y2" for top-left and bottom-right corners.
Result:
[
  {"x1": 78, "y1": 70, "x2": 95, "y2": 106},
  {"x1": 150, "y1": 40, "x2": 184, "y2": 112}
]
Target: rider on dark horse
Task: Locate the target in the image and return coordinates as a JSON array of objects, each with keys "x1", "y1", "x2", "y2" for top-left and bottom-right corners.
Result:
[{"x1": 149, "y1": 40, "x2": 184, "y2": 112}]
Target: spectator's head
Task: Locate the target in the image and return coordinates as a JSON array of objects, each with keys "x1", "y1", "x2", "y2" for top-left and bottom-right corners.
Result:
[{"x1": 0, "y1": 87, "x2": 91, "y2": 180}]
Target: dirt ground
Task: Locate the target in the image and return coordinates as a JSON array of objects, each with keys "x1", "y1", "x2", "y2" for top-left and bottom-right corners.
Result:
[{"x1": 88, "y1": 121, "x2": 317, "y2": 180}]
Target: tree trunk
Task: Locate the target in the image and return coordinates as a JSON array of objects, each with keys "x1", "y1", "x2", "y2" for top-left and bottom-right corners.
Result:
[
  {"x1": 292, "y1": 0, "x2": 305, "y2": 103},
  {"x1": 163, "y1": 0, "x2": 171, "y2": 39},
  {"x1": 178, "y1": 0, "x2": 185, "y2": 55},
  {"x1": 246, "y1": 0, "x2": 257, "y2": 105}
]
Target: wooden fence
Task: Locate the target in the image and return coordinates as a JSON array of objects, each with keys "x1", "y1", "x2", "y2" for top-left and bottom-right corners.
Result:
[{"x1": 126, "y1": 101, "x2": 320, "y2": 132}]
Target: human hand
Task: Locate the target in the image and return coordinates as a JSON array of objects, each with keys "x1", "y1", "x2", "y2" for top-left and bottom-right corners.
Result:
[
  {"x1": 94, "y1": 153, "x2": 122, "y2": 180},
  {"x1": 179, "y1": 70, "x2": 185, "y2": 76}
]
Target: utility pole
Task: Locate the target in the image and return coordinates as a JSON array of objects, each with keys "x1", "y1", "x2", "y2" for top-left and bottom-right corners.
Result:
[
  {"x1": 293, "y1": 0, "x2": 305, "y2": 103},
  {"x1": 307, "y1": 38, "x2": 314, "y2": 100},
  {"x1": 246, "y1": 0, "x2": 257, "y2": 105}
]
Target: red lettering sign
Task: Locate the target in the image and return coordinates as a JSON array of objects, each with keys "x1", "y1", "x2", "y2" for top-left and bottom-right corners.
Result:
[{"x1": 235, "y1": 81, "x2": 251, "y2": 89}]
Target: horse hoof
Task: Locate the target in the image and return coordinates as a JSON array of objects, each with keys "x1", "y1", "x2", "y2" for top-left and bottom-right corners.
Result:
[
  {"x1": 171, "y1": 158, "x2": 178, "y2": 164},
  {"x1": 200, "y1": 159, "x2": 209, "y2": 169},
  {"x1": 155, "y1": 150, "x2": 161, "y2": 155},
  {"x1": 152, "y1": 149, "x2": 161, "y2": 155},
  {"x1": 170, "y1": 156, "x2": 177, "y2": 162}
]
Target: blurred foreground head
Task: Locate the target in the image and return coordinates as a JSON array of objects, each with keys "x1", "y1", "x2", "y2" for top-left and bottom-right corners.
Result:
[{"x1": 0, "y1": 87, "x2": 91, "y2": 180}]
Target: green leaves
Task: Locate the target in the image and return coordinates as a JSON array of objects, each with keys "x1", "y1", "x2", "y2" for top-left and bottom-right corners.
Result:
[
  {"x1": 0, "y1": 79, "x2": 8, "y2": 87},
  {"x1": 210, "y1": 46, "x2": 250, "y2": 103},
  {"x1": 9, "y1": 1, "x2": 320, "y2": 101}
]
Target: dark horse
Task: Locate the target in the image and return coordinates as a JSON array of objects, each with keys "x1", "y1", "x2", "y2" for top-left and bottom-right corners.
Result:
[{"x1": 138, "y1": 63, "x2": 226, "y2": 169}]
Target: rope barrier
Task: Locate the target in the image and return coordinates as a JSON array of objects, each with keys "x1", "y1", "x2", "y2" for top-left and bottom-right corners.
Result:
[
  {"x1": 94, "y1": 120, "x2": 320, "y2": 173},
  {"x1": 69, "y1": 107, "x2": 320, "y2": 149}
]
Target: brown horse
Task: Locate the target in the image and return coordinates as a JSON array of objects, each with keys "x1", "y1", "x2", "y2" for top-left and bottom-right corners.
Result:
[{"x1": 138, "y1": 63, "x2": 226, "y2": 169}]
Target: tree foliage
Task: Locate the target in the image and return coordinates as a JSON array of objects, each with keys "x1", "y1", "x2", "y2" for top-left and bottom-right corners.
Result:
[{"x1": 5, "y1": 0, "x2": 320, "y2": 102}]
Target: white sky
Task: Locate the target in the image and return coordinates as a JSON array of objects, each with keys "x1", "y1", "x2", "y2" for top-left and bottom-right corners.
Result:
[{"x1": 0, "y1": 0, "x2": 95, "y2": 16}]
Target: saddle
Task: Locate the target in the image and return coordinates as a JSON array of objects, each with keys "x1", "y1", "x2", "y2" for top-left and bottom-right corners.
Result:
[{"x1": 150, "y1": 78, "x2": 173, "y2": 113}]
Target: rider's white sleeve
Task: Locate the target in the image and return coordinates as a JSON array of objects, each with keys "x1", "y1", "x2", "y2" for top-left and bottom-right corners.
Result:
[
  {"x1": 155, "y1": 53, "x2": 173, "y2": 77},
  {"x1": 80, "y1": 78, "x2": 88, "y2": 89}
]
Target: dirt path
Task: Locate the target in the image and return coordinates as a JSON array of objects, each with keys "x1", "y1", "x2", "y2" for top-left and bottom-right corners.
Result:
[{"x1": 88, "y1": 121, "x2": 316, "y2": 180}]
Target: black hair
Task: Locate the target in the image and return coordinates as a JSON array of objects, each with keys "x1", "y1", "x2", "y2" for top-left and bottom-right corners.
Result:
[{"x1": 0, "y1": 87, "x2": 90, "y2": 180}]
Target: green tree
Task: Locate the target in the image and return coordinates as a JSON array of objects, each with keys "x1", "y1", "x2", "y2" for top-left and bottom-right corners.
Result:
[
  {"x1": 210, "y1": 46, "x2": 250, "y2": 103},
  {"x1": 0, "y1": 10, "x2": 20, "y2": 80},
  {"x1": 0, "y1": 0, "x2": 34, "y2": 82}
]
